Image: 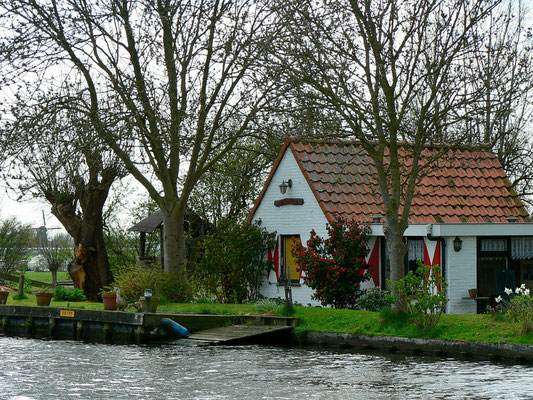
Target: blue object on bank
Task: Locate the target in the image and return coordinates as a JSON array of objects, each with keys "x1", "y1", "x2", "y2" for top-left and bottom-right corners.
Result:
[{"x1": 161, "y1": 318, "x2": 190, "y2": 338}]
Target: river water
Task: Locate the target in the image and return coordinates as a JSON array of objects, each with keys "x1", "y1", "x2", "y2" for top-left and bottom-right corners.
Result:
[{"x1": 1, "y1": 337, "x2": 532, "y2": 400}]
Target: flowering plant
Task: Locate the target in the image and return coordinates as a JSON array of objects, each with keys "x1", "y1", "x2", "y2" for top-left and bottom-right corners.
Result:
[
  {"x1": 388, "y1": 262, "x2": 448, "y2": 330},
  {"x1": 291, "y1": 216, "x2": 370, "y2": 309},
  {"x1": 496, "y1": 284, "x2": 533, "y2": 334}
]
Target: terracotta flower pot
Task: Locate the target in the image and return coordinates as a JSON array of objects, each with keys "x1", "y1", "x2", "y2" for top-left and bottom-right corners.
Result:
[
  {"x1": 102, "y1": 293, "x2": 117, "y2": 310},
  {"x1": 140, "y1": 296, "x2": 160, "y2": 313},
  {"x1": 0, "y1": 290, "x2": 9, "y2": 304},
  {"x1": 468, "y1": 288, "x2": 478, "y2": 299},
  {"x1": 35, "y1": 292, "x2": 53, "y2": 307}
]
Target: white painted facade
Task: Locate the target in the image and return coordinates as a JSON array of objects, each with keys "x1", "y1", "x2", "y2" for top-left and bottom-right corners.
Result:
[
  {"x1": 445, "y1": 236, "x2": 477, "y2": 314},
  {"x1": 252, "y1": 147, "x2": 533, "y2": 314},
  {"x1": 252, "y1": 148, "x2": 328, "y2": 306}
]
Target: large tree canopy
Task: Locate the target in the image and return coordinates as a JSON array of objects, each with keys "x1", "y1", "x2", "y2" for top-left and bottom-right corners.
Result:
[
  {"x1": 270, "y1": 0, "x2": 504, "y2": 284},
  {"x1": 0, "y1": 0, "x2": 278, "y2": 282}
]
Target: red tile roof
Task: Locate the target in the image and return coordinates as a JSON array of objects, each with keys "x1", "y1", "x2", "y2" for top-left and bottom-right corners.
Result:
[{"x1": 249, "y1": 139, "x2": 531, "y2": 224}]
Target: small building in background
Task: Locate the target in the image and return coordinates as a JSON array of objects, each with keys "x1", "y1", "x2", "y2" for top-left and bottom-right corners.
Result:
[{"x1": 129, "y1": 209, "x2": 210, "y2": 268}]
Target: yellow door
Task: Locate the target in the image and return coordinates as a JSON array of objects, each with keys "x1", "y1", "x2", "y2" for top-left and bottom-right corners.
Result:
[{"x1": 285, "y1": 236, "x2": 301, "y2": 283}]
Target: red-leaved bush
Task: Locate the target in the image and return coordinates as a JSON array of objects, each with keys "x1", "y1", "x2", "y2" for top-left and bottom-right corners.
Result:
[{"x1": 291, "y1": 216, "x2": 371, "y2": 309}]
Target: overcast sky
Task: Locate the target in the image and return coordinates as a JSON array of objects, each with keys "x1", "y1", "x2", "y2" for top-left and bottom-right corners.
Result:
[{"x1": 0, "y1": 192, "x2": 61, "y2": 229}]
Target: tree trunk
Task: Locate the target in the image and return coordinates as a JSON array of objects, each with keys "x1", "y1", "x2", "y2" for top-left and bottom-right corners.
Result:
[
  {"x1": 52, "y1": 195, "x2": 113, "y2": 301},
  {"x1": 160, "y1": 203, "x2": 188, "y2": 285},
  {"x1": 383, "y1": 216, "x2": 408, "y2": 311},
  {"x1": 51, "y1": 269, "x2": 58, "y2": 288}
]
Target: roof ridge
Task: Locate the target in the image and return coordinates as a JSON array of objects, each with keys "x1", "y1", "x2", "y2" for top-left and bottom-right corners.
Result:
[{"x1": 287, "y1": 136, "x2": 492, "y2": 152}]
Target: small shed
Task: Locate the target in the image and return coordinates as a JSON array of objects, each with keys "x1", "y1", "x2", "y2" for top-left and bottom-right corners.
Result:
[{"x1": 130, "y1": 209, "x2": 210, "y2": 267}]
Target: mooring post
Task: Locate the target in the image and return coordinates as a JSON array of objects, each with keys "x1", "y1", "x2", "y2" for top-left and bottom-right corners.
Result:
[
  {"x1": 25, "y1": 317, "x2": 33, "y2": 336},
  {"x1": 76, "y1": 321, "x2": 83, "y2": 341},
  {"x1": 2, "y1": 316, "x2": 8, "y2": 334},
  {"x1": 49, "y1": 318, "x2": 56, "y2": 338},
  {"x1": 136, "y1": 325, "x2": 147, "y2": 345},
  {"x1": 103, "y1": 323, "x2": 111, "y2": 343},
  {"x1": 18, "y1": 275, "x2": 25, "y2": 297}
]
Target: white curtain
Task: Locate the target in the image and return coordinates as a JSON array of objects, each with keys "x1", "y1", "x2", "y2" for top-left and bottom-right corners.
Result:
[
  {"x1": 511, "y1": 237, "x2": 533, "y2": 260},
  {"x1": 408, "y1": 239, "x2": 424, "y2": 261},
  {"x1": 480, "y1": 239, "x2": 507, "y2": 252}
]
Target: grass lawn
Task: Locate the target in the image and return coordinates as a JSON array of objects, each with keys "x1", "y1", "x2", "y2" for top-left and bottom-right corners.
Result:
[{"x1": 23, "y1": 271, "x2": 70, "y2": 284}]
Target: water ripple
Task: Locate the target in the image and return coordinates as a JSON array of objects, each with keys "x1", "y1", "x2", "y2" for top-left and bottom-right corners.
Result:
[{"x1": 1, "y1": 337, "x2": 533, "y2": 399}]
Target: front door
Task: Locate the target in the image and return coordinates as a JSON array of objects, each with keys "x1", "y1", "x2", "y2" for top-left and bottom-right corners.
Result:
[{"x1": 283, "y1": 236, "x2": 301, "y2": 283}]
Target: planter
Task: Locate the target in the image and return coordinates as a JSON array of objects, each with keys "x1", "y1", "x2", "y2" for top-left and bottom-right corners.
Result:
[
  {"x1": 140, "y1": 296, "x2": 160, "y2": 313},
  {"x1": 468, "y1": 288, "x2": 478, "y2": 299},
  {"x1": 102, "y1": 293, "x2": 117, "y2": 310},
  {"x1": 0, "y1": 290, "x2": 9, "y2": 304},
  {"x1": 35, "y1": 292, "x2": 53, "y2": 307}
]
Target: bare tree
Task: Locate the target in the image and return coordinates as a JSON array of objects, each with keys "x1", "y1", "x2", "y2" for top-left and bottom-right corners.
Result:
[
  {"x1": 1, "y1": 89, "x2": 126, "y2": 300},
  {"x1": 462, "y1": 0, "x2": 533, "y2": 208},
  {"x1": 270, "y1": 0, "x2": 499, "y2": 284},
  {"x1": 37, "y1": 232, "x2": 73, "y2": 288},
  {"x1": 0, "y1": 0, "x2": 278, "y2": 285}
]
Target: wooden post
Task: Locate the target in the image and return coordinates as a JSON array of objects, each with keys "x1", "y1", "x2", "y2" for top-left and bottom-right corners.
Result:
[
  {"x1": 76, "y1": 321, "x2": 83, "y2": 341},
  {"x1": 140, "y1": 232, "x2": 146, "y2": 257},
  {"x1": 160, "y1": 228, "x2": 165, "y2": 269},
  {"x1": 18, "y1": 275, "x2": 25, "y2": 297},
  {"x1": 2, "y1": 316, "x2": 8, "y2": 334},
  {"x1": 49, "y1": 318, "x2": 56, "y2": 339}
]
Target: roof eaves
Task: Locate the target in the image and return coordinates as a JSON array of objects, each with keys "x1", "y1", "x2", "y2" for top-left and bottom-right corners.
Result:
[
  {"x1": 246, "y1": 139, "x2": 292, "y2": 223},
  {"x1": 290, "y1": 141, "x2": 335, "y2": 224}
]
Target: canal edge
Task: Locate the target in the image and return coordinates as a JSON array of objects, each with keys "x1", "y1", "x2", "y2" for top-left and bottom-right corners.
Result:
[{"x1": 294, "y1": 331, "x2": 533, "y2": 364}]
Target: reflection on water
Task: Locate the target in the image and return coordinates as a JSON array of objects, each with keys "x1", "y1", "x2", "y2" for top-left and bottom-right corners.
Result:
[{"x1": 1, "y1": 337, "x2": 532, "y2": 400}]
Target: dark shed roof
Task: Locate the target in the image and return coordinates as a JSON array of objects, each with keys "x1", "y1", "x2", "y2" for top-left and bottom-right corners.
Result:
[{"x1": 129, "y1": 210, "x2": 163, "y2": 233}]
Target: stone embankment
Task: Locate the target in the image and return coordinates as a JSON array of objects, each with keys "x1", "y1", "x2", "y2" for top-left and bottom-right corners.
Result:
[{"x1": 295, "y1": 331, "x2": 533, "y2": 363}]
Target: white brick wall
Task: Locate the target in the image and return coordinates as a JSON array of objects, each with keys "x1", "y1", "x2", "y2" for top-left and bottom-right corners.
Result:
[
  {"x1": 252, "y1": 148, "x2": 329, "y2": 306},
  {"x1": 446, "y1": 236, "x2": 477, "y2": 314},
  {"x1": 252, "y1": 148, "x2": 481, "y2": 313}
]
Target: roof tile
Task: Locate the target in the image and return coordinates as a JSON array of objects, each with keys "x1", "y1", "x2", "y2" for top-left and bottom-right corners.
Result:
[{"x1": 290, "y1": 140, "x2": 531, "y2": 224}]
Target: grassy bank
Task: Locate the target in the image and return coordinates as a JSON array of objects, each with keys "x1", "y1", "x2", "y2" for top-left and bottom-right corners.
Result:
[
  {"x1": 157, "y1": 303, "x2": 533, "y2": 346},
  {"x1": 3, "y1": 292, "x2": 531, "y2": 346}
]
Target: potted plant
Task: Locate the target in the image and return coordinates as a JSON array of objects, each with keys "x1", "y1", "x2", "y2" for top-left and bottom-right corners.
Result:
[
  {"x1": 0, "y1": 289, "x2": 10, "y2": 304},
  {"x1": 35, "y1": 287, "x2": 54, "y2": 306},
  {"x1": 100, "y1": 286, "x2": 117, "y2": 311}
]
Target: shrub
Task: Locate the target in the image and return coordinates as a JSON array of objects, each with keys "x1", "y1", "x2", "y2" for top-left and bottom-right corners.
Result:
[
  {"x1": 53, "y1": 286, "x2": 86, "y2": 302},
  {"x1": 113, "y1": 265, "x2": 191, "y2": 303},
  {"x1": 196, "y1": 218, "x2": 275, "y2": 303},
  {"x1": 388, "y1": 262, "x2": 448, "y2": 330},
  {"x1": 496, "y1": 285, "x2": 533, "y2": 335},
  {"x1": 292, "y1": 216, "x2": 370, "y2": 309},
  {"x1": 357, "y1": 287, "x2": 393, "y2": 311}
]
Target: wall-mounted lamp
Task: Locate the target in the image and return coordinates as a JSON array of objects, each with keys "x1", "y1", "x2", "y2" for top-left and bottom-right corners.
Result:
[
  {"x1": 453, "y1": 236, "x2": 463, "y2": 252},
  {"x1": 279, "y1": 179, "x2": 292, "y2": 194}
]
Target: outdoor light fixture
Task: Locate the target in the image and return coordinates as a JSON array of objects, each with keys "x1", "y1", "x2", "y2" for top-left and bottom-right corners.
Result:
[
  {"x1": 144, "y1": 288, "x2": 153, "y2": 313},
  {"x1": 371, "y1": 214, "x2": 384, "y2": 223},
  {"x1": 506, "y1": 216, "x2": 519, "y2": 223},
  {"x1": 453, "y1": 236, "x2": 463, "y2": 252},
  {"x1": 279, "y1": 179, "x2": 292, "y2": 194}
]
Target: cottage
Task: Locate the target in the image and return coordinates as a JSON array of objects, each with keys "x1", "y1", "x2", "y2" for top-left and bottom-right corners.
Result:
[{"x1": 248, "y1": 139, "x2": 533, "y2": 313}]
